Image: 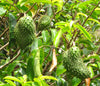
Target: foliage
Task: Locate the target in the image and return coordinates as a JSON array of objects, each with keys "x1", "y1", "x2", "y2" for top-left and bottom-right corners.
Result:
[{"x1": 0, "y1": 0, "x2": 100, "y2": 86}]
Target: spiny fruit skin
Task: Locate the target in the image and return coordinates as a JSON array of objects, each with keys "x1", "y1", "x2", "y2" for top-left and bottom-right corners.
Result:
[
  {"x1": 63, "y1": 46, "x2": 90, "y2": 80},
  {"x1": 38, "y1": 15, "x2": 51, "y2": 31},
  {"x1": 14, "y1": 15, "x2": 35, "y2": 49}
]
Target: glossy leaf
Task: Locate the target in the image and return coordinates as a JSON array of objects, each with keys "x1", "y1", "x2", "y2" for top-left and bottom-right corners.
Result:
[
  {"x1": 88, "y1": 18, "x2": 100, "y2": 24},
  {"x1": 4, "y1": 76, "x2": 22, "y2": 84},
  {"x1": 42, "y1": 30, "x2": 51, "y2": 44},
  {"x1": 88, "y1": 66, "x2": 94, "y2": 78},
  {"x1": 52, "y1": 0, "x2": 63, "y2": 12},
  {"x1": 77, "y1": 12, "x2": 87, "y2": 17},
  {"x1": 74, "y1": 24, "x2": 91, "y2": 41},
  {"x1": 87, "y1": 54, "x2": 100, "y2": 61},
  {"x1": 54, "y1": 29, "x2": 62, "y2": 47},
  {"x1": 0, "y1": 7, "x2": 6, "y2": 16},
  {"x1": 5, "y1": 80, "x2": 16, "y2": 86},
  {"x1": 57, "y1": 77, "x2": 67, "y2": 86},
  {"x1": 6, "y1": 61, "x2": 17, "y2": 75},
  {"x1": 56, "y1": 64, "x2": 66, "y2": 76},
  {"x1": 39, "y1": 75, "x2": 58, "y2": 81},
  {"x1": 47, "y1": 4, "x2": 53, "y2": 17},
  {"x1": 72, "y1": 77, "x2": 81, "y2": 86},
  {"x1": 95, "y1": 8, "x2": 100, "y2": 11},
  {"x1": 26, "y1": 57, "x2": 34, "y2": 80},
  {"x1": 51, "y1": 29, "x2": 57, "y2": 42}
]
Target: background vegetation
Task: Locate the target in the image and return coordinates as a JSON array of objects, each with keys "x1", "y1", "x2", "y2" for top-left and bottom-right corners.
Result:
[{"x1": 0, "y1": 0, "x2": 100, "y2": 86}]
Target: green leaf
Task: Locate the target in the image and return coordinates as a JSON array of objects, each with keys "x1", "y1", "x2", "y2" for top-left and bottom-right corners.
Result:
[
  {"x1": 77, "y1": 12, "x2": 87, "y2": 17},
  {"x1": 97, "y1": 62, "x2": 100, "y2": 70},
  {"x1": 56, "y1": 64, "x2": 66, "y2": 76},
  {"x1": 39, "y1": 75, "x2": 58, "y2": 81},
  {"x1": 95, "y1": 8, "x2": 100, "y2": 11},
  {"x1": 88, "y1": 18, "x2": 100, "y2": 24},
  {"x1": 79, "y1": 39, "x2": 95, "y2": 50},
  {"x1": 4, "y1": 76, "x2": 22, "y2": 84},
  {"x1": 88, "y1": 66, "x2": 94, "y2": 78},
  {"x1": 55, "y1": 21, "x2": 67, "y2": 26},
  {"x1": 54, "y1": 29, "x2": 62, "y2": 47},
  {"x1": 5, "y1": 80, "x2": 16, "y2": 86},
  {"x1": 8, "y1": 13, "x2": 17, "y2": 48},
  {"x1": 26, "y1": 57, "x2": 34, "y2": 80},
  {"x1": 72, "y1": 77, "x2": 81, "y2": 86},
  {"x1": 51, "y1": 29, "x2": 57, "y2": 42},
  {"x1": 26, "y1": 0, "x2": 51, "y2": 4},
  {"x1": 31, "y1": 38, "x2": 39, "y2": 50},
  {"x1": 34, "y1": 78, "x2": 43, "y2": 86},
  {"x1": 47, "y1": 4, "x2": 53, "y2": 17},
  {"x1": 0, "y1": 7, "x2": 6, "y2": 16},
  {"x1": 42, "y1": 30, "x2": 51, "y2": 44},
  {"x1": 87, "y1": 54, "x2": 100, "y2": 61},
  {"x1": 57, "y1": 77, "x2": 67, "y2": 86},
  {"x1": 74, "y1": 24, "x2": 91, "y2": 41},
  {"x1": 52, "y1": 0, "x2": 63, "y2": 12},
  {"x1": 33, "y1": 49, "x2": 42, "y2": 77},
  {"x1": 6, "y1": 61, "x2": 17, "y2": 75}
]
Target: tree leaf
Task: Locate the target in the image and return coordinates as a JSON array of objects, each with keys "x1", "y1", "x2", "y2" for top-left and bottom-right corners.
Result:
[
  {"x1": 77, "y1": 12, "x2": 87, "y2": 17},
  {"x1": 39, "y1": 75, "x2": 58, "y2": 81},
  {"x1": 6, "y1": 61, "x2": 17, "y2": 75},
  {"x1": 0, "y1": 7, "x2": 6, "y2": 16},
  {"x1": 8, "y1": 13, "x2": 17, "y2": 48},
  {"x1": 72, "y1": 77, "x2": 81, "y2": 86},
  {"x1": 52, "y1": 0, "x2": 63, "y2": 12},
  {"x1": 4, "y1": 76, "x2": 22, "y2": 84},
  {"x1": 26, "y1": 57, "x2": 34, "y2": 80},
  {"x1": 74, "y1": 24, "x2": 91, "y2": 41},
  {"x1": 88, "y1": 66, "x2": 94, "y2": 78},
  {"x1": 95, "y1": 8, "x2": 100, "y2": 11},
  {"x1": 53, "y1": 29, "x2": 62, "y2": 47},
  {"x1": 56, "y1": 64, "x2": 66, "y2": 76},
  {"x1": 42, "y1": 30, "x2": 51, "y2": 44},
  {"x1": 5, "y1": 80, "x2": 16, "y2": 86},
  {"x1": 51, "y1": 29, "x2": 57, "y2": 42},
  {"x1": 88, "y1": 18, "x2": 100, "y2": 24}
]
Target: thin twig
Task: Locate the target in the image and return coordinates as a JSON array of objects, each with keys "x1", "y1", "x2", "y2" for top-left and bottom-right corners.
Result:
[
  {"x1": 43, "y1": 48, "x2": 51, "y2": 65},
  {"x1": 73, "y1": 1, "x2": 100, "y2": 44},
  {"x1": 32, "y1": 5, "x2": 43, "y2": 19},
  {"x1": 0, "y1": 42, "x2": 9, "y2": 51},
  {"x1": 68, "y1": 29, "x2": 77, "y2": 48},
  {"x1": 96, "y1": 46, "x2": 100, "y2": 54},
  {"x1": 78, "y1": 73, "x2": 100, "y2": 86},
  {"x1": 62, "y1": 34, "x2": 70, "y2": 49},
  {"x1": 54, "y1": 0, "x2": 68, "y2": 15},
  {"x1": 42, "y1": 61, "x2": 51, "y2": 75},
  {"x1": 25, "y1": 3, "x2": 36, "y2": 14},
  {"x1": 0, "y1": 50, "x2": 21, "y2": 70},
  {"x1": 82, "y1": 1, "x2": 100, "y2": 26},
  {"x1": 0, "y1": 28, "x2": 9, "y2": 38},
  {"x1": 6, "y1": 0, "x2": 20, "y2": 12},
  {"x1": 91, "y1": 73, "x2": 100, "y2": 80}
]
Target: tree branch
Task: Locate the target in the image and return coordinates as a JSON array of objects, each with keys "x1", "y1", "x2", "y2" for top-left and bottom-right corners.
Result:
[
  {"x1": 0, "y1": 50, "x2": 21, "y2": 70},
  {"x1": 0, "y1": 28, "x2": 9, "y2": 38},
  {"x1": 72, "y1": 1, "x2": 100, "y2": 43},
  {"x1": 25, "y1": 3, "x2": 36, "y2": 14},
  {"x1": 0, "y1": 42, "x2": 9, "y2": 51}
]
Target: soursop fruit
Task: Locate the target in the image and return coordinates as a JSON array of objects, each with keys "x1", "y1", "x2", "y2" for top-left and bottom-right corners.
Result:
[
  {"x1": 38, "y1": 15, "x2": 51, "y2": 31},
  {"x1": 63, "y1": 46, "x2": 90, "y2": 80},
  {"x1": 14, "y1": 15, "x2": 36, "y2": 49}
]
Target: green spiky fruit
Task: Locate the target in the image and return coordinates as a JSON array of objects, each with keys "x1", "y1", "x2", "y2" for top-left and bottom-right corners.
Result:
[
  {"x1": 14, "y1": 15, "x2": 35, "y2": 49},
  {"x1": 38, "y1": 15, "x2": 51, "y2": 31},
  {"x1": 63, "y1": 46, "x2": 90, "y2": 80}
]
